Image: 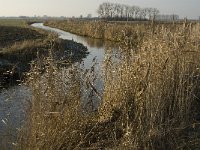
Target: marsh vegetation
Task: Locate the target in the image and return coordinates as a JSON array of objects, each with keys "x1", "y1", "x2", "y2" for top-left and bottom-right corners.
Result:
[
  {"x1": 13, "y1": 20, "x2": 200, "y2": 149},
  {"x1": 0, "y1": 20, "x2": 88, "y2": 88},
  {"x1": 0, "y1": 19, "x2": 88, "y2": 149}
]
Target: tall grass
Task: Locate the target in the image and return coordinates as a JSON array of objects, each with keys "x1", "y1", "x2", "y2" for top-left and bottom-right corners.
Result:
[
  {"x1": 16, "y1": 53, "x2": 99, "y2": 149},
  {"x1": 45, "y1": 20, "x2": 148, "y2": 43},
  {"x1": 16, "y1": 22, "x2": 200, "y2": 149},
  {"x1": 100, "y1": 22, "x2": 200, "y2": 149}
]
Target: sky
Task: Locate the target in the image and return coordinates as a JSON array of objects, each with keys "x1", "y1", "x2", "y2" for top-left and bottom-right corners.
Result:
[{"x1": 0, "y1": 0, "x2": 199, "y2": 19}]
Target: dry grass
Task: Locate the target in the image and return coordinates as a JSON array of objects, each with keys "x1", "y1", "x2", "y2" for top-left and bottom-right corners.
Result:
[
  {"x1": 0, "y1": 19, "x2": 27, "y2": 27},
  {"x1": 100, "y1": 22, "x2": 200, "y2": 149},
  {"x1": 16, "y1": 22, "x2": 200, "y2": 149},
  {"x1": 0, "y1": 25, "x2": 45, "y2": 48},
  {"x1": 16, "y1": 56, "x2": 97, "y2": 149},
  {"x1": 0, "y1": 22, "x2": 89, "y2": 148},
  {"x1": 45, "y1": 20, "x2": 148, "y2": 44}
]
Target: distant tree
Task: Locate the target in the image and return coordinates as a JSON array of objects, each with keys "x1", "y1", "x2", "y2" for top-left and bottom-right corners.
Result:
[
  {"x1": 155, "y1": 14, "x2": 179, "y2": 21},
  {"x1": 140, "y1": 8, "x2": 148, "y2": 19},
  {"x1": 97, "y1": 3, "x2": 105, "y2": 18},
  {"x1": 123, "y1": 5, "x2": 130, "y2": 20},
  {"x1": 134, "y1": 6, "x2": 140, "y2": 19},
  {"x1": 87, "y1": 14, "x2": 92, "y2": 18},
  {"x1": 97, "y1": 2, "x2": 112, "y2": 19},
  {"x1": 104, "y1": 2, "x2": 113, "y2": 18},
  {"x1": 97, "y1": 2, "x2": 160, "y2": 21},
  {"x1": 119, "y1": 4, "x2": 124, "y2": 19},
  {"x1": 152, "y1": 8, "x2": 160, "y2": 20},
  {"x1": 171, "y1": 14, "x2": 179, "y2": 21},
  {"x1": 146, "y1": 8, "x2": 154, "y2": 20},
  {"x1": 114, "y1": 3, "x2": 122, "y2": 19},
  {"x1": 129, "y1": 6, "x2": 137, "y2": 19}
]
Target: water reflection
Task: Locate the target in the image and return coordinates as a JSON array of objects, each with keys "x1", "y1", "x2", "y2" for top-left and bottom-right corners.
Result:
[
  {"x1": 0, "y1": 85, "x2": 31, "y2": 148},
  {"x1": 31, "y1": 23, "x2": 119, "y2": 69},
  {"x1": 0, "y1": 23, "x2": 123, "y2": 147}
]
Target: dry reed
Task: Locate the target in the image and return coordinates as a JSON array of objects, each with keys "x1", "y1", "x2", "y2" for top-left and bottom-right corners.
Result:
[{"x1": 16, "y1": 22, "x2": 200, "y2": 149}]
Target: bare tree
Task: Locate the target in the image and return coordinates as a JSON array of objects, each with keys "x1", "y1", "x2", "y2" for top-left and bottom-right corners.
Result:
[
  {"x1": 97, "y1": 3, "x2": 105, "y2": 18},
  {"x1": 134, "y1": 6, "x2": 141, "y2": 19},
  {"x1": 129, "y1": 6, "x2": 137, "y2": 19},
  {"x1": 103, "y1": 2, "x2": 110, "y2": 18},
  {"x1": 97, "y1": 2, "x2": 112, "y2": 19},
  {"x1": 146, "y1": 8, "x2": 154, "y2": 20},
  {"x1": 97, "y1": 2, "x2": 160, "y2": 21},
  {"x1": 123, "y1": 5, "x2": 130, "y2": 21},
  {"x1": 109, "y1": 3, "x2": 116, "y2": 19},
  {"x1": 119, "y1": 4, "x2": 124, "y2": 19},
  {"x1": 152, "y1": 8, "x2": 160, "y2": 20},
  {"x1": 140, "y1": 8, "x2": 148, "y2": 19},
  {"x1": 114, "y1": 3, "x2": 122, "y2": 19}
]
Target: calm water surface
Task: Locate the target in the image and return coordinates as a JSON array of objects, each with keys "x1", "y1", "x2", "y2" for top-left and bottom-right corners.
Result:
[{"x1": 0, "y1": 23, "x2": 118, "y2": 147}]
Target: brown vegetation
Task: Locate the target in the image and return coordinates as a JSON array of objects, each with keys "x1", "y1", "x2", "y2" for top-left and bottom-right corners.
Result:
[
  {"x1": 45, "y1": 20, "x2": 149, "y2": 44},
  {"x1": 0, "y1": 25, "x2": 44, "y2": 48},
  {"x1": 0, "y1": 24, "x2": 88, "y2": 88},
  {"x1": 15, "y1": 21, "x2": 200, "y2": 150}
]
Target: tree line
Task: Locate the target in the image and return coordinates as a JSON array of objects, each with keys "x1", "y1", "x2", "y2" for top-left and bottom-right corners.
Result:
[{"x1": 97, "y1": 2, "x2": 160, "y2": 21}]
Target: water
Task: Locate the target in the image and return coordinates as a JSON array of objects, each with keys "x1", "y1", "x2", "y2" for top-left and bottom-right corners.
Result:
[
  {"x1": 0, "y1": 23, "x2": 117, "y2": 147},
  {"x1": 31, "y1": 23, "x2": 118, "y2": 109},
  {"x1": 0, "y1": 85, "x2": 31, "y2": 148},
  {"x1": 31, "y1": 23, "x2": 108, "y2": 69}
]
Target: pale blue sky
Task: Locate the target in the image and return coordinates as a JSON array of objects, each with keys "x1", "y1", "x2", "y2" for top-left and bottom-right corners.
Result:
[{"x1": 0, "y1": 0, "x2": 199, "y2": 19}]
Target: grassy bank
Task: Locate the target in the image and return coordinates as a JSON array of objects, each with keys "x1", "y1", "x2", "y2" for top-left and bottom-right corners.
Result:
[
  {"x1": 0, "y1": 20, "x2": 88, "y2": 88},
  {"x1": 45, "y1": 20, "x2": 197, "y2": 45},
  {"x1": 45, "y1": 20, "x2": 148, "y2": 44},
  {"x1": 15, "y1": 20, "x2": 200, "y2": 149},
  {"x1": 0, "y1": 21, "x2": 47, "y2": 88},
  {"x1": 0, "y1": 19, "x2": 89, "y2": 149}
]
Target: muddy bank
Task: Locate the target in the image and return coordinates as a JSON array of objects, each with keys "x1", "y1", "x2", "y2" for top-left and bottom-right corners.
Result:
[
  {"x1": 0, "y1": 25, "x2": 45, "y2": 48},
  {"x1": 0, "y1": 39, "x2": 88, "y2": 89},
  {"x1": 0, "y1": 60, "x2": 21, "y2": 88}
]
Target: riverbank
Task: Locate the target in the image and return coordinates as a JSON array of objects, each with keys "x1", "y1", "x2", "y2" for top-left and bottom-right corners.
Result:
[
  {"x1": 45, "y1": 20, "x2": 147, "y2": 45},
  {"x1": 15, "y1": 21, "x2": 200, "y2": 149},
  {"x1": 44, "y1": 20, "x2": 198, "y2": 45},
  {"x1": 0, "y1": 21, "x2": 89, "y2": 148},
  {"x1": 0, "y1": 22, "x2": 88, "y2": 89}
]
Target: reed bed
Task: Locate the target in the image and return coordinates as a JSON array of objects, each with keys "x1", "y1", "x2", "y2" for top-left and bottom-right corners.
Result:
[
  {"x1": 45, "y1": 20, "x2": 148, "y2": 43},
  {"x1": 16, "y1": 22, "x2": 200, "y2": 149},
  {"x1": 100, "y1": 22, "x2": 200, "y2": 149}
]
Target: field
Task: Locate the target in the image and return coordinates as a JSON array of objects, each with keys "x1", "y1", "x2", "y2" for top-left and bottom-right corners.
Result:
[
  {"x1": 0, "y1": 19, "x2": 27, "y2": 27},
  {"x1": 0, "y1": 18, "x2": 45, "y2": 27},
  {"x1": 14, "y1": 20, "x2": 200, "y2": 149}
]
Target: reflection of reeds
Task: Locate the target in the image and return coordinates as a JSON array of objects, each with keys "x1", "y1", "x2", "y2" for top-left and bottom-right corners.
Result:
[{"x1": 17, "y1": 22, "x2": 200, "y2": 149}]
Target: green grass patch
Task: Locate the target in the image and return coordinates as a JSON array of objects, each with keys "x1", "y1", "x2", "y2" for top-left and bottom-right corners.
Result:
[{"x1": 0, "y1": 19, "x2": 27, "y2": 27}]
